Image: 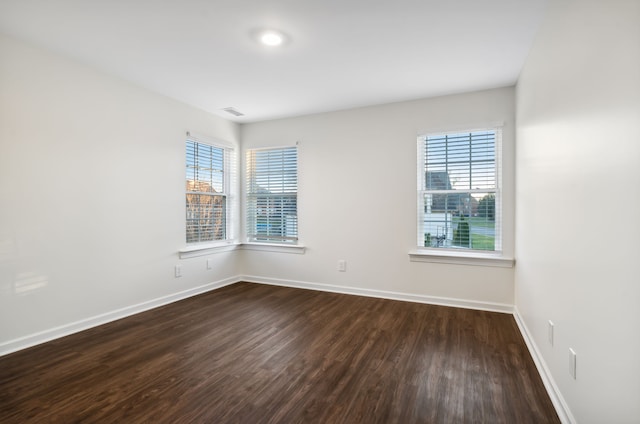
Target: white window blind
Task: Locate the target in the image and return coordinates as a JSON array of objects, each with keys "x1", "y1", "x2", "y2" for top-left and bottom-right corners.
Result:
[
  {"x1": 246, "y1": 146, "x2": 298, "y2": 243},
  {"x1": 417, "y1": 129, "x2": 501, "y2": 252},
  {"x1": 186, "y1": 139, "x2": 234, "y2": 243}
]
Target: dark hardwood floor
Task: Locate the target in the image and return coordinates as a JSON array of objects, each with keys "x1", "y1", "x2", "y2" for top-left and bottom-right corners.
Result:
[{"x1": 0, "y1": 282, "x2": 559, "y2": 423}]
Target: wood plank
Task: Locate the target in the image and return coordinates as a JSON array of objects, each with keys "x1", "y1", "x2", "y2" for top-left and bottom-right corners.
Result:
[{"x1": 0, "y1": 282, "x2": 559, "y2": 423}]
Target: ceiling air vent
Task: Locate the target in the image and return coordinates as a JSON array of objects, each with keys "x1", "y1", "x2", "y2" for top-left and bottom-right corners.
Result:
[{"x1": 221, "y1": 107, "x2": 244, "y2": 117}]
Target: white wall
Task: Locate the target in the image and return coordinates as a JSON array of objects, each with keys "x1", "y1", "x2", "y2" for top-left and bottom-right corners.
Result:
[
  {"x1": 0, "y1": 34, "x2": 241, "y2": 352},
  {"x1": 241, "y1": 87, "x2": 516, "y2": 307},
  {"x1": 515, "y1": 1, "x2": 640, "y2": 422},
  {"x1": 0, "y1": 33, "x2": 516, "y2": 355}
]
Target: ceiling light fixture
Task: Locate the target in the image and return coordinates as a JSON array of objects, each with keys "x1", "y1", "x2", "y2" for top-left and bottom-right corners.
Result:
[{"x1": 259, "y1": 30, "x2": 285, "y2": 47}]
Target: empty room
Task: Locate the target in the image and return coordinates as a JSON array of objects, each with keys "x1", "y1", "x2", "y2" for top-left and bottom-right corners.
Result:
[{"x1": 0, "y1": 0, "x2": 638, "y2": 423}]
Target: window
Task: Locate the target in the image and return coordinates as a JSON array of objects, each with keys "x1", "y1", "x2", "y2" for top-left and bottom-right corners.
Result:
[
  {"x1": 186, "y1": 138, "x2": 234, "y2": 244},
  {"x1": 246, "y1": 146, "x2": 298, "y2": 244},
  {"x1": 417, "y1": 129, "x2": 501, "y2": 252}
]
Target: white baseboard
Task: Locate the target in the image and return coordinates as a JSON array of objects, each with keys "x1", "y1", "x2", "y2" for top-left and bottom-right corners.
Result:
[
  {"x1": 0, "y1": 276, "x2": 239, "y2": 357},
  {"x1": 240, "y1": 275, "x2": 514, "y2": 314},
  {"x1": 1, "y1": 274, "x2": 510, "y2": 357},
  {"x1": 513, "y1": 307, "x2": 576, "y2": 424},
  {"x1": 1, "y1": 274, "x2": 570, "y2": 424}
]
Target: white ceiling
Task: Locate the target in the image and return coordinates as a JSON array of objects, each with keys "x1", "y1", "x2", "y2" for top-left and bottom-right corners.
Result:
[{"x1": 0, "y1": 0, "x2": 548, "y2": 123}]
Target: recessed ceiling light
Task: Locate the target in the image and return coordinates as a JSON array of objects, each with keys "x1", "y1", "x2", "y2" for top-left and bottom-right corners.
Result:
[{"x1": 259, "y1": 30, "x2": 285, "y2": 47}]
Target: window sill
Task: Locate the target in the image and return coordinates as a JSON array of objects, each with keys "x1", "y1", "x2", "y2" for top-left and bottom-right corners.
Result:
[
  {"x1": 240, "y1": 242, "x2": 306, "y2": 254},
  {"x1": 179, "y1": 242, "x2": 306, "y2": 258},
  {"x1": 409, "y1": 249, "x2": 514, "y2": 268},
  {"x1": 179, "y1": 242, "x2": 240, "y2": 259}
]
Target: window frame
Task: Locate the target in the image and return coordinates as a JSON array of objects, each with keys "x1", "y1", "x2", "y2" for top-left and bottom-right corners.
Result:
[
  {"x1": 184, "y1": 134, "x2": 236, "y2": 248},
  {"x1": 414, "y1": 127, "x2": 508, "y2": 263},
  {"x1": 245, "y1": 145, "x2": 299, "y2": 245}
]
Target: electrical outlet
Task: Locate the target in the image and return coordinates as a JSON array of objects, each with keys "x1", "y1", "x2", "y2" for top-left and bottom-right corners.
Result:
[
  {"x1": 569, "y1": 348, "x2": 577, "y2": 379},
  {"x1": 548, "y1": 320, "x2": 554, "y2": 346},
  {"x1": 206, "y1": 259, "x2": 213, "y2": 270},
  {"x1": 175, "y1": 265, "x2": 182, "y2": 278},
  {"x1": 338, "y1": 260, "x2": 346, "y2": 272}
]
